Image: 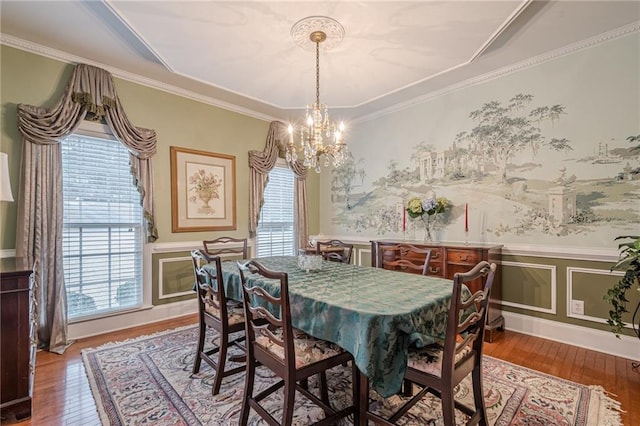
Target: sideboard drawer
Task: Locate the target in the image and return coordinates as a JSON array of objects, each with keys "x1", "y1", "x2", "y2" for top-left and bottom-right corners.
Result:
[
  {"x1": 425, "y1": 247, "x2": 445, "y2": 277},
  {"x1": 447, "y1": 249, "x2": 481, "y2": 264}
]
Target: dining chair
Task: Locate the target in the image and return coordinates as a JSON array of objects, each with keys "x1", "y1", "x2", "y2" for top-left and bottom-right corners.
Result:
[
  {"x1": 237, "y1": 259, "x2": 358, "y2": 425},
  {"x1": 376, "y1": 242, "x2": 432, "y2": 275},
  {"x1": 315, "y1": 239, "x2": 354, "y2": 264},
  {"x1": 191, "y1": 249, "x2": 246, "y2": 395},
  {"x1": 366, "y1": 260, "x2": 497, "y2": 426},
  {"x1": 202, "y1": 236, "x2": 249, "y2": 258}
]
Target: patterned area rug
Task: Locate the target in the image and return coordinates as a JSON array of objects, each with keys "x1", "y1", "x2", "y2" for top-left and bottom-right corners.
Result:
[{"x1": 82, "y1": 325, "x2": 622, "y2": 425}]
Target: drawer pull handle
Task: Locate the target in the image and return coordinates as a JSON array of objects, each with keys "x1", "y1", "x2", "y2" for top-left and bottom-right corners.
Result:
[
  {"x1": 459, "y1": 255, "x2": 469, "y2": 261},
  {"x1": 429, "y1": 267, "x2": 441, "y2": 274},
  {"x1": 431, "y1": 252, "x2": 439, "y2": 259}
]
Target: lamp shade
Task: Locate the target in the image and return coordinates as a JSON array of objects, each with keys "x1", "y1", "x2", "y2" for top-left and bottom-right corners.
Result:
[{"x1": 0, "y1": 152, "x2": 14, "y2": 202}]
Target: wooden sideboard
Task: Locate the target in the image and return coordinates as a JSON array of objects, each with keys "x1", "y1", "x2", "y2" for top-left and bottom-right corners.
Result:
[
  {"x1": 1, "y1": 258, "x2": 35, "y2": 422},
  {"x1": 370, "y1": 240, "x2": 504, "y2": 342}
]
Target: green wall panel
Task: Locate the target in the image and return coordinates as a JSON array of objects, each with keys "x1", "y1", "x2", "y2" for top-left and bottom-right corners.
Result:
[
  {"x1": 152, "y1": 252, "x2": 195, "y2": 305},
  {"x1": 503, "y1": 263, "x2": 553, "y2": 310}
]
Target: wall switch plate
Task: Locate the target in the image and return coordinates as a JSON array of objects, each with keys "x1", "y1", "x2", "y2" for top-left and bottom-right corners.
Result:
[{"x1": 571, "y1": 299, "x2": 585, "y2": 315}]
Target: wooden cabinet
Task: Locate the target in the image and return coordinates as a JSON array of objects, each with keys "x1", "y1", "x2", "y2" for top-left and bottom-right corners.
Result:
[
  {"x1": 1, "y1": 258, "x2": 34, "y2": 422},
  {"x1": 371, "y1": 240, "x2": 504, "y2": 342}
]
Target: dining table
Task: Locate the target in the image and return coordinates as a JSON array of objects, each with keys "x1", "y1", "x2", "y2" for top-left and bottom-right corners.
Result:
[{"x1": 210, "y1": 255, "x2": 470, "y2": 424}]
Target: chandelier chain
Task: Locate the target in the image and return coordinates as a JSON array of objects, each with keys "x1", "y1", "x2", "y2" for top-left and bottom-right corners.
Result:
[{"x1": 315, "y1": 38, "x2": 320, "y2": 106}]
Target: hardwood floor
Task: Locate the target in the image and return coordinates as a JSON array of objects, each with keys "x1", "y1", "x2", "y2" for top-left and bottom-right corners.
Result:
[{"x1": 6, "y1": 315, "x2": 639, "y2": 425}]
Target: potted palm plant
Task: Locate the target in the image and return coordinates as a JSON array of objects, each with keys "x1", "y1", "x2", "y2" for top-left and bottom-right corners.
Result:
[{"x1": 604, "y1": 235, "x2": 640, "y2": 338}]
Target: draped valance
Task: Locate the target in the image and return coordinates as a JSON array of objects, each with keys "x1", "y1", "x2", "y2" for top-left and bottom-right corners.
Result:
[{"x1": 17, "y1": 63, "x2": 158, "y2": 240}]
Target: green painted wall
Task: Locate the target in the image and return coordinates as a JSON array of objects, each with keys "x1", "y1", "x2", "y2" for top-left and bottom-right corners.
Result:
[
  {"x1": 501, "y1": 254, "x2": 639, "y2": 337},
  {"x1": 0, "y1": 45, "x2": 320, "y2": 249}
]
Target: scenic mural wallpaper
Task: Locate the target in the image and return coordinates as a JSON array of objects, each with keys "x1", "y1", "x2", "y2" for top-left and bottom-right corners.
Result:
[{"x1": 323, "y1": 33, "x2": 639, "y2": 250}]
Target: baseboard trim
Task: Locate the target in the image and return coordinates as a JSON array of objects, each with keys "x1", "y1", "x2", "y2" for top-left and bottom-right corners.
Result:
[
  {"x1": 502, "y1": 311, "x2": 639, "y2": 361},
  {"x1": 68, "y1": 299, "x2": 197, "y2": 341}
]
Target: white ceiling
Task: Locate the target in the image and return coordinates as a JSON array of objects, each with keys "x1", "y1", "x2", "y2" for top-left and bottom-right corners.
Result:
[{"x1": 1, "y1": 1, "x2": 639, "y2": 122}]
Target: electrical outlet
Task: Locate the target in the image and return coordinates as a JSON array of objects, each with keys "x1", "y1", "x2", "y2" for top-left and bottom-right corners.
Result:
[{"x1": 571, "y1": 299, "x2": 584, "y2": 315}]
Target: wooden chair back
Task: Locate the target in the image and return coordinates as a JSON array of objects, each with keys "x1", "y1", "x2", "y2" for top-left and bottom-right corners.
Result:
[
  {"x1": 237, "y1": 259, "x2": 295, "y2": 372},
  {"x1": 192, "y1": 249, "x2": 228, "y2": 322},
  {"x1": 442, "y1": 260, "x2": 497, "y2": 375},
  {"x1": 203, "y1": 236, "x2": 248, "y2": 259},
  {"x1": 315, "y1": 239, "x2": 354, "y2": 264},
  {"x1": 376, "y1": 243, "x2": 432, "y2": 275}
]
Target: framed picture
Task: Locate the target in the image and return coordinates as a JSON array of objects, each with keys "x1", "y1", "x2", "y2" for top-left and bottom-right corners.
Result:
[{"x1": 170, "y1": 146, "x2": 236, "y2": 232}]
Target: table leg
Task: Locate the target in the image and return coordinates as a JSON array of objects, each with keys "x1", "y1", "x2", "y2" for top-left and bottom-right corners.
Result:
[{"x1": 357, "y1": 370, "x2": 369, "y2": 426}]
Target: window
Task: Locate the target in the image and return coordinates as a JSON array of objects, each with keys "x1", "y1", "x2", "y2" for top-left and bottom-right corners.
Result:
[
  {"x1": 61, "y1": 133, "x2": 144, "y2": 320},
  {"x1": 256, "y1": 164, "x2": 295, "y2": 256}
]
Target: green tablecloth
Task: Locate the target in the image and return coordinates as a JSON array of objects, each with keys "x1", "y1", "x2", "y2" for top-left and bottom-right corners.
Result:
[{"x1": 212, "y1": 256, "x2": 467, "y2": 397}]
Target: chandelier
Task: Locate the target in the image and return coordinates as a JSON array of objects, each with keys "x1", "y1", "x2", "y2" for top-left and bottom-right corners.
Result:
[{"x1": 286, "y1": 17, "x2": 348, "y2": 172}]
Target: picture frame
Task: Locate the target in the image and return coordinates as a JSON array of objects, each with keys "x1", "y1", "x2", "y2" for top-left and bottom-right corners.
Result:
[{"x1": 170, "y1": 146, "x2": 236, "y2": 232}]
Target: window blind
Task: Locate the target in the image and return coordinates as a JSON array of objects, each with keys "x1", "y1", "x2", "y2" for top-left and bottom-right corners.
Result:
[
  {"x1": 61, "y1": 135, "x2": 143, "y2": 320},
  {"x1": 256, "y1": 165, "x2": 295, "y2": 257}
]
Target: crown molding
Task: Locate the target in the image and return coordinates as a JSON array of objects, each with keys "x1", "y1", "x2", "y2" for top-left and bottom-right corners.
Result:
[
  {"x1": 0, "y1": 33, "x2": 280, "y2": 123},
  {"x1": 3, "y1": 19, "x2": 638, "y2": 126},
  {"x1": 354, "y1": 21, "x2": 640, "y2": 124}
]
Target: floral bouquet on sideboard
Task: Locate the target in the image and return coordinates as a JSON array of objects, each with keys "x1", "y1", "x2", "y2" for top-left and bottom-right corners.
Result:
[{"x1": 406, "y1": 192, "x2": 450, "y2": 241}]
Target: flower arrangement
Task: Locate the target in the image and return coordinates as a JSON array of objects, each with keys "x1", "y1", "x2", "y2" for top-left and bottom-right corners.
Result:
[
  {"x1": 406, "y1": 195, "x2": 450, "y2": 219},
  {"x1": 406, "y1": 193, "x2": 450, "y2": 241},
  {"x1": 188, "y1": 169, "x2": 222, "y2": 209}
]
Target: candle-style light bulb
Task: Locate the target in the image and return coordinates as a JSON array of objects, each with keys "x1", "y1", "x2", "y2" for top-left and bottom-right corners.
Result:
[{"x1": 287, "y1": 124, "x2": 294, "y2": 144}]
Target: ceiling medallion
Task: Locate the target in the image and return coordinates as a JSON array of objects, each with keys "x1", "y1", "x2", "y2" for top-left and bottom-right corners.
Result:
[{"x1": 290, "y1": 16, "x2": 345, "y2": 52}]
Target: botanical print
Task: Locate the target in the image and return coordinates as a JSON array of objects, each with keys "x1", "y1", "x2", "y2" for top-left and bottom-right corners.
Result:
[
  {"x1": 186, "y1": 162, "x2": 225, "y2": 219},
  {"x1": 330, "y1": 93, "x2": 640, "y2": 247}
]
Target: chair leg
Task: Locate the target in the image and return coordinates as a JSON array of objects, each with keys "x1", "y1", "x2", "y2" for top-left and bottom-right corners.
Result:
[
  {"x1": 282, "y1": 374, "x2": 297, "y2": 425},
  {"x1": 319, "y1": 372, "x2": 330, "y2": 407},
  {"x1": 300, "y1": 378, "x2": 309, "y2": 390},
  {"x1": 402, "y1": 378, "x2": 413, "y2": 397},
  {"x1": 472, "y1": 367, "x2": 488, "y2": 426},
  {"x1": 239, "y1": 357, "x2": 255, "y2": 426},
  {"x1": 351, "y1": 360, "x2": 360, "y2": 425},
  {"x1": 191, "y1": 320, "x2": 205, "y2": 375},
  {"x1": 211, "y1": 334, "x2": 228, "y2": 395},
  {"x1": 441, "y1": 386, "x2": 456, "y2": 426}
]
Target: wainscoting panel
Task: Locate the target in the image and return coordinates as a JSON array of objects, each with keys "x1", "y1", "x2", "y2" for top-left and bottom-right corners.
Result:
[
  {"x1": 357, "y1": 247, "x2": 372, "y2": 266},
  {"x1": 152, "y1": 252, "x2": 195, "y2": 305},
  {"x1": 502, "y1": 261, "x2": 557, "y2": 314},
  {"x1": 566, "y1": 266, "x2": 629, "y2": 325},
  {"x1": 158, "y1": 256, "x2": 194, "y2": 300}
]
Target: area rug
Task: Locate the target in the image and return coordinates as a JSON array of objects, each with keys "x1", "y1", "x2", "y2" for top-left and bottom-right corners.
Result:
[{"x1": 82, "y1": 325, "x2": 622, "y2": 425}]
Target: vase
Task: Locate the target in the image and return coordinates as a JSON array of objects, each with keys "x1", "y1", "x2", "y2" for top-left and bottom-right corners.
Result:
[{"x1": 423, "y1": 215, "x2": 437, "y2": 242}]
